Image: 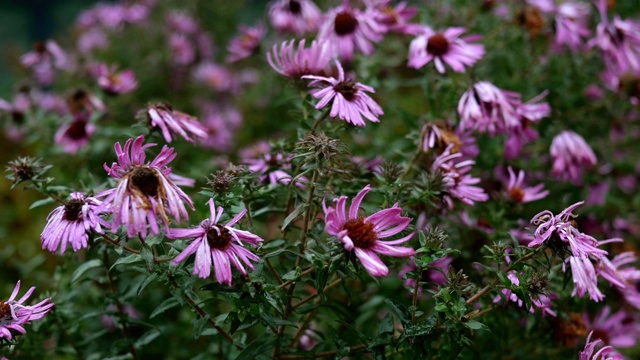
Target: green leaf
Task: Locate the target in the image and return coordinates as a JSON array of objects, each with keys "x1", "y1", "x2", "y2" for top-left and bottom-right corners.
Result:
[
  {"x1": 150, "y1": 297, "x2": 181, "y2": 319},
  {"x1": 398, "y1": 316, "x2": 436, "y2": 345},
  {"x1": 384, "y1": 299, "x2": 410, "y2": 324},
  {"x1": 133, "y1": 328, "x2": 161, "y2": 348},
  {"x1": 110, "y1": 254, "x2": 143, "y2": 271},
  {"x1": 137, "y1": 272, "x2": 159, "y2": 297},
  {"x1": 463, "y1": 320, "x2": 485, "y2": 330},
  {"x1": 377, "y1": 313, "x2": 394, "y2": 336},
  {"x1": 280, "y1": 203, "x2": 306, "y2": 232},
  {"x1": 193, "y1": 314, "x2": 210, "y2": 340},
  {"x1": 140, "y1": 245, "x2": 154, "y2": 269},
  {"x1": 234, "y1": 333, "x2": 277, "y2": 360},
  {"x1": 71, "y1": 259, "x2": 103, "y2": 283},
  {"x1": 29, "y1": 197, "x2": 55, "y2": 210}
]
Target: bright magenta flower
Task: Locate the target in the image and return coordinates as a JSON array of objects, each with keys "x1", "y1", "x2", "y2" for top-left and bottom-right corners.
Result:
[
  {"x1": 0, "y1": 281, "x2": 54, "y2": 340},
  {"x1": 408, "y1": 26, "x2": 485, "y2": 73},
  {"x1": 267, "y1": 39, "x2": 332, "y2": 79},
  {"x1": 167, "y1": 199, "x2": 263, "y2": 285},
  {"x1": 505, "y1": 166, "x2": 549, "y2": 203},
  {"x1": 323, "y1": 184, "x2": 414, "y2": 277},
  {"x1": 147, "y1": 103, "x2": 207, "y2": 143}
]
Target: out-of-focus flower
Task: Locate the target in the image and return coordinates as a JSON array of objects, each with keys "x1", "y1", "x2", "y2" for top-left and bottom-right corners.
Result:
[
  {"x1": 267, "y1": 39, "x2": 332, "y2": 79},
  {"x1": 505, "y1": 166, "x2": 549, "y2": 203},
  {"x1": 65, "y1": 89, "x2": 105, "y2": 122},
  {"x1": 242, "y1": 141, "x2": 305, "y2": 187},
  {"x1": 550, "y1": 130, "x2": 597, "y2": 184},
  {"x1": 91, "y1": 63, "x2": 138, "y2": 95},
  {"x1": 0, "y1": 90, "x2": 31, "y2": 140},
  {"x1": 146, "y1": 103, "x2": 207, "y2": 143},
  {"x1": 166, "y1": 11, "x2": 199, "y2": 35},
  {"x1": 268, "y1": 0, "x2": 322, "y2": 35},
  {"x1": 458, "y1": 81, "x2": 521, "y2": 135},
  {"x1": 399, "y1": 256, "x2": 452, "y2": 295},
  {"x1": 554, "y1": 1, "x2": 591, "y2": 51},
  {"x1": 0, "y1": 281, "x2": 54, "y2": 340},
  {"x1": 169, "y1": 33, "x2": 196, "y2": 65},
  {"x1": 323, "y1": 184, "x2": 414, "y2": 277},
  {"x1": 198, "y1": 103, "x2": 241, "y2": 152},
  {"x1": 302, "y1": 60, "x2": 383, "y2": 126},
  {"x1": 408, "y1": 26, "x2": 484, "y2": 73},
  {"x1": 371, "y1": 0, "x2": 420, "y2": 35},
  {"x1": 583, "y1": 306, "x2": 640, "y2": 349},
  {"x1": 317, "y1": 0, "x2": 385, "y2": 61},
  {"x1": 20, "y1": 40, "x2": 70, "y2": 86},
  {"x1": 226, "y1": 22, "x2": 266, "y2": 63},
  {"x1": 432, "y1": 145, "x2": 488, "y2": 207},
  {"x1": 299, "y1": 329, "x2": 319, "y2": 351},
  {"x1": 167, "y1": 199, "x2": 262, "y2": 285},
  {"x1": 492, "y1": 270, "x2": 557, "y2": 316},
  {"x1": 192, "y1": 62, "x2": 235, "y2": 92},
  {"x1": 101, "y1": 135, "x2": 195, "y2": 238},
  {"x1": 77, "y1": 28, "x2": 109, "y2": 54},
  {"x1": 100, "y1": 303, "x2": 140, "y2": 331},
  {"x1": 580, "y1": 331, "x2": 624, "y2": 360},
  {"x1": 54, "y1": 119, "x2": 96, "y2": 154}
]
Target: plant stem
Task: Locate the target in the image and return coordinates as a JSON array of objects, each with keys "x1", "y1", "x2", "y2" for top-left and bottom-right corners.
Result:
[
  {"x1": 411, "y1": 272, "x2": 421, "y2": 324},
  {"x1": 310, "y1": 108, "x2": 330, "y2": 134},
  {"x1": 278, "y1": 344, "x2": 367, "y2": 359},
  {"x1": 292, "y1": 278, "x2": 342, "y2": 310}
]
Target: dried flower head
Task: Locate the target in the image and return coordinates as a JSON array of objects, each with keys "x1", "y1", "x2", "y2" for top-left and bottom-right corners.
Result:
[{"x1": 5, "y1": 157, "x2": 53, "y2": 189}]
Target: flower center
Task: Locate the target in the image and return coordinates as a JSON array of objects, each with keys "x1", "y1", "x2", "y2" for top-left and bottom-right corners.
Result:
[
  {"x1": 206, "y1": 225, "x2": 233, "y2": 249},
  {"x1": 426, "y1": 34, "x2": 450, "y2": 56},
  {"x1": 334, "y1": 80, "x2": 357, "y2": 101},
  {"x1": 508, "y1": 186, "x2": 525, "y2": 202},
  {"x1": 334, "y1": 11, "x2": 358, "y2": 36},
  {"x1": 66, "y1": 120, "x2": 88, "y2": 140},
  {"x1": 63, "y1": 198, "x2": 85, "y2": 221},
  {"x1": 343, "y1": 218, "x2": 377, "y2": 249},
  {"x1": 288, "y1": 0, "x2": 302, "y2": 14},
  {"x1": 0, "y1": 301, "x2": 11, "y2": 320},
  {"x1": 130, "y1": 166, "x2": 160, "y2": 197}
]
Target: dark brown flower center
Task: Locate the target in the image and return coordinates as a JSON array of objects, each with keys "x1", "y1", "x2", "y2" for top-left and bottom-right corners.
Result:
[
  {"x1": 33, "y1": 41, "x2": 46, "y2": 53},
  {"x1": 63, "y1": 198, "x2": 85, "y2": 221},
  {"x1": 11, "y1": 110, "x2": 25, "y2": 124},
  {"x1": 334, "y1": 80, "x2": 357, "y2": 101},
  {"x1": 334, "y1": 11, "x2": 358, "y2": 36},
  {"x1": 130, "y1": 166, "x2": 160, "y2": 197},
  {"x1": 66, "y1": 120, "x2": 88, "y2": 140},
  {"x1": 508, "y1": 186, "x2": 525, "y2": 202},
  {"x1": 206, "y1": 225, "x2": 233, "y2": 249},
  {"x1": 288, "y1": 0, "x2": 302, "y2": 14},
  {"x1": 0, "y1": 301, "x2": 11, "y2": 320},
  {"x1": 427, "y1": 34, "x2": 450, "y2": 56},
  {"x1": 343, "y1": 218, "x2": 377, "y2": 249}
]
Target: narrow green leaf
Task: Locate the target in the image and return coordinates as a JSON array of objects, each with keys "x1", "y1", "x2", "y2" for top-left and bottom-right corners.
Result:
[
  {"x1": 137, "y1": 272, "x2": 159, "y2": 297},
  {"x1": 134, "y1": 328, "x2": 162, "y2": 347},
  {"x1": 234, "y1": 333, "x2": 277, "y2": 360},
  {"x1": 150, "y1": 297, "x2": 180, "y2": 319},
  {"x1": 110, "y1": 254, "x2": 143, "y2": 271},
  {"x1": 193, "y1": 314, "x2": 210, "y2": 340},
  {"x1": 29, "y1": 197, "x2": 55, "y2": 210},
  {"x1": 71, "y1": 259, "x2": 103, "y2": 283},
  {"x1": 280, "y1": 203, "x2": 306, "y2": 232}
]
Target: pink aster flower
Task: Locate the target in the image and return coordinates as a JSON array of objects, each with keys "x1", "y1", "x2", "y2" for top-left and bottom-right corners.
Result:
[
  {"x1": 268, "y1": 0, "x2": 322, "y2": 35},
  {"x1": 146, "y1": 103, "x2": 207, "y2": 143},
  {"x1": 323, "y1": 184, "x2": 415, "y2": 277},
  {"x1": 505, "y1": 166, "x2": 549, "y2": 203},
  {"x1": 198, "y1": 103, "x2": 241, "y2": 152},
  {"x1": 432, "y1": 145, "x2": 488, "y2": 208},
  {"x1": 41, "y1": 192, "x2": 106, "y2": 254},
  {"x1": 0, "y1": 281, "x2": 54, "y2": 340},
  {"x1": 584, "y1": 306, "x2": 640, "y2": 349},
  {"x1": 192, "y1": 62, "x2": 235, "y2": 92},
  {"x1": 492, "y1": 270, "x2": 557, "y2": 316},
  {"x1": 317, "y1": 0, "x2": 385, "y2": 61},
  {"x1": 169, "y1": 33, "x2": 196, "y2": 66},
  {"x1": 101, "y1": 135, "x2": 195, "y2": 238},
  {"x1": 20, "y1": 40, "x2": 70, "y2": 86},
  {"x1": 371, "y1": 0, "x2": 421, "y2": 35},
  {"x1": 554, "y1": 1, "x2": 591, "y2": 52},
  {"x1": 167, "y1": 199, "x2": 263, "y2": 285},
  {"x1": 92, "y1": 63, "x2": 137, "y2": 95},
  {"x1": 302, "y1": 60, "x2": 383, "y2": 126},
  {"x1": 550, "y1": 130, "x2": 597, "y2": 184},
  {"x1": 54, "y1": 119, "x2": 96, "y2": 154},
  {"x1": 399, "y1": 256, "x2": 452, "y2": 296},
  {"x1": 580, "y1": 331, "x2": 624, "y2": 360},
  {"x1": 241, "y1": 141, "x2": 305, "y2": 187},
  {"x1": 457, "y1": 81, "x2": 522, "y2": 135},
  {"x1": 267, "y1": 39, "x2": 332, "y2": 79},
  {"x1": 408, "y1": 26, "x2": 485, "y2": 73},
  {"x1": 226, "y1": 22, "x2": 266, "y2": 63}
]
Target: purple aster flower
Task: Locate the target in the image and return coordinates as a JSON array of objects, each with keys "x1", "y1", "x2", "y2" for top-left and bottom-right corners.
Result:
[
  {"x1": 492, "y1": 270, "x2": 557, "y2": 316},
  {"x1": 65, "y1": 89, "x2": 105, "y2": 122},
  {"x1": 267, "y1": 39, "x2": 332, "y2": 79},
  {"x1": 192, "y1": 62, "x2": 235, "y2": 92},
  {"x1": 54, "y1": 119, "x2": 96, "y2": 154},
  {"x1": 408, "y1": 26, "x2": 485, "y2": 73},
  {"x1": 167, "y1": 199, "x2": 263, "y2": 285},
  {"x1": 41, "y1": 192, "x2": 106, "y2": 254},
  {"x1": 399, "y1": 256, "x2": 452, "y2": 296},
  {"x1": 20, "y1": 40, "x2": 70, "y2": 86},
  {"x1": 580, "y1": 331, "x2": 624, "y2": 360},
  {"x1": 101, "y1": 135, "x2": 195, "y2": 238},
  {"x1": 198, "y1": 103, "x2": 239, "y2": 153},
  {"x1": 77, "y1": 28, "x2": 109, "y2": 54},
  {"x1": 584, "y1": 306, "x2": 640, "y2": 349},
  {"x1": 226, "y1": 22, "x2": 266, "y2": 63},
  {"x1": 0, "y1": 281, "x2": 54, "y2": 340},
  {"x1": 431, "y1": 145, "x2": 488, "y2": 207},
  {"x1": 302, "y1": 60, "x2": 383, "y2": 126},
  {"x1": 371, "y1": 0, "x2": 421, "y2": 35},
  {"x1": 550, "y1": 130, "x2": 597, "y2": 184},
  {"x1": 91, "y1": 63, "x2": 138, "y2": 95},
  {"x1": 166, "y1": 11, "x2": 200, "y2": 35},
  {"x1": 554, "y1": 1, "x2": 591, "y2": 52},
  {"x1": 317, "y1": 0, "x2": 385, "y2": 61},
  {"x1": 169, "y1": 33, "x2": 196, "y2": 66},
  {"x1": 505, "y1": 166, "x2": 549, "y2": 203},
  {"x1": 146, "y1": 103, "x2": 208, "y2": 143},
  {"x1": 323, "y1": 184, "x2": 415, "y2": 277},
  {"x1": 268, "y1": 0, "x2": 322, "y2": 35},
  {"x1": 457, "y1": 81, "x2": 521, "y2": 135},
  {"x1": 241, "y1": 141, "x2": 305, "y2": 187}
]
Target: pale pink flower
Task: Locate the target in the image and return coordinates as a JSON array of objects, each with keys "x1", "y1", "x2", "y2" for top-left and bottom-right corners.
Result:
[
  {"x1": 371, "y1": 0, "x2": 420, "y2": 35},
  {"x1": 457, "y1": 81, "x2": 521, "y2": 135},
  {"x1": 167, "y1": 199, "x2": 263, "y2": 285},
  {"x1": 267, "y1": 39, "x2": 332, "y2": 79},
  {"x1": 554, "y1": 1, "x2": 591, "y2": 51},
  {"x1": 302, "y1": 60, "x2": 383, "y2": 126},
  {"x1": 20, "y1": 40, "x2": 70, "y2": 86},
  {"x1": 408, "y1": 26, "x2": 485, "y2": 73},
  {"x1": 192, "y1": 62, "x2": 235, "y2": 92},
  {"x1": 268, "y1": 0, "x2": 322, "y2": 35},
  {"x1": 0, "y1": 281, "x2": 54, "y2": 340},
  {"x1": 323, "y1": 184, "x2": 414, "y2": 277},
  {"x1": 505, "y1": 166, "x2": 549, "y2": 203},
  {"x1": 550, "y1": 130, "x2": 597, "y2": 184},
  {"x1": 147, "y1": 103, "x2": 207, "y2": 143},
  {"x1": 242, "y1": 141, "x2": 304, "y2": 187},
  {"x1": 169, "y1": 33, "x2": 196, "y2": 65},
  {"x1": 226, "y1": 23, "x2": 266, "y2": 63},
  {"x1": 92, "y1": 63, "x2": 137, "y2": 95}
]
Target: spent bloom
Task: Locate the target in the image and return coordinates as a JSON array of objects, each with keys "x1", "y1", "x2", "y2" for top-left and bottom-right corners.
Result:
[
  {"x1": 41, "y1": 192, "x2": 106, "y2": 254},
  {"x1": 268, "y1": 0, "x2": 322, "y2": 35},
  {"x1": 101, "y1": 135, "x2": 195, "y2": 238},
  {"x1": 408, "y1": 26, "x2": 485, "y2": 73},
  {"x1": 457, "y1": 81, "x2": 522, "y2": 135},
  {"x1": 226, "y1": 22, "x2": 266, "y2": 63},
  {"x1": 323, "y1": 184, "x2": 415, "y2": 277},
  {"x1": 302, "y1": 60, "x2": 383, "y2": 126},
  {"x1": 146, "y1": 103, "x2": 208, "y2": 143},
  {"x1": 432, "y1": 145, "x2": 488, "y2": 208},
  {"x1": 267, "y1": 39, "x2": 332, "y2": 79},
  {"x1": 505, "y1": 166, "x2": 549, "y2": 203},
  {"x1": 242, "y1": 141, "x2": 305, "y2": 187},
  {"x1": 167, "y1": 199, "x2": 263, "y2": 285},
  {"x1": 317, "y1": 0, "x2": 385, "y2": 61},
  {"x1": 0, "y1": 281, "x2": 54, "y2": 341},
  {"x1": 550, "y1": 130, "x2": 597, "y2": 184}
]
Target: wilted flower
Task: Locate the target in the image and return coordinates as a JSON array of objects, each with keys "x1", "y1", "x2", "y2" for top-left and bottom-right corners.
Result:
[
  {"x1": 550, "y1": 130, "x2": 597, "y2": 184},
  {"x1": 554, "y1": 1, "x2": 591, "y2": 51},
  {"x1": 458, "y1": 81, "x2": 521, "y2": 135},
  {"x1": 432, "y1": 145, "x2": 488, "y2": 207},
  {"x1": 317, "y1": 0, "x2": 385, "y2": 61},
  {"x1": 505, "y1": 166, "x2": 549, "y2": 203},
  {"x1": 226, "y1": 22, "x2": 266, "y2": 63},
  {"x1": 101, "y1": 135, "x2": 195, "y2": 238},
  {"x1": 323, "y1": 184, "x2": 415, "y2": 277},
  {"x1": 146, "y1": 103, "x2": 207, "y2": 143},
  {"x1": 267, "y1": 39, "x2": 332, "y2": 79},
  {"x1": 408, "y1": 26, "x2": 485, "y2": 73},
  {"x1": 268, "y1": 0, "x2": 322, "y2": 35},
  {"x1": 167, "y1": 199, "x2": 263, "y2": 285},
  {"x1": 302, "y1": 60, "x2": 383, "y2": 126},
  {"x1": 5, "y1": 156, "x2": 52, "y2": 188},
  {"x1": 41, "y1": 192, "x2": 106, "y2": 254},
  {"x1": 0, "y1": 281, "x2": 54, "y2": 340}
]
